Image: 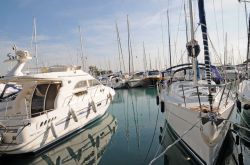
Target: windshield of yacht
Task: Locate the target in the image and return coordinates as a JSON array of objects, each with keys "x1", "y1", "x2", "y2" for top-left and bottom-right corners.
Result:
[
  {"x1": 0, "y1": 83, "x2": 21, "y2": 102},
  {"x1": 148, "y1": 71, "x2": 159, "y2": 76},
  {"x1": 224, "y1": 66, "x2": 235, "y2": 70},
  {"x1": 88, "y1": 79, "x2": 101, "y2": 86},
  {"x1": 133, "y1": 72, "x2": 144, "y2": 79}
]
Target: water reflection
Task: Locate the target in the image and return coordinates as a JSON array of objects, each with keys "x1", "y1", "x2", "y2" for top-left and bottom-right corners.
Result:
[
  {"x1": 0, "y1": 113, "x2": 117, "y2": 165},
  {"x1": 237, "y1": 110, "x2": 250, "y2": 165},
  {"x1": 239, "y1": 110, "x2": 250, "y2": 145},
  {"x1": 103, "y1": 88, "x2": 164, "y2": 165}
]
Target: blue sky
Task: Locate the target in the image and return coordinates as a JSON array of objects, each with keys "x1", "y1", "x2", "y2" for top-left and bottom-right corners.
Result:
[{"x1": 0, "y1": 0, "x2": 248, "y2": 74}]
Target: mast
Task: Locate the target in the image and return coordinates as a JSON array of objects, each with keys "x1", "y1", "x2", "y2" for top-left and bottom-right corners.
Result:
[
  {"x1": 143, "y1": 42, "x2": 147, "y2": 72},
  {"x1": 32, "y1": 17, "x2": 38, "y2": 72},
  {"x1": 116, "y1": 22, "x2": 122, "y2": 72},
  {"x1": 115, "y1": 22, "x2": 126, "y2": 73},
  {"x1": 184, "y1": 3, "x2": 189, "y2": 63},
  {"x1": 246, "y1": 14, "x2": 250, "y2": 78},
  {"x1": 197, "y1": 0, "x2": 213, "y2": 111},
  {"x1": 167, "y1": 10, "x2": 172, "y2": 68},
  {"x1": 148, "y1": 53, "x2": 152, "y2": 70},
  {"x1": 78, "y1": 26, "x2": 85, "y2": 71},
  {"x1": 224, "y1": 33, "x2": 227, "y2": 65},
  {"x1": 127, "y1": 15, "x2": 131, "y2": 75},
  {"x1": 188, "y1": 0, "x2": 197, "y2": 84}
]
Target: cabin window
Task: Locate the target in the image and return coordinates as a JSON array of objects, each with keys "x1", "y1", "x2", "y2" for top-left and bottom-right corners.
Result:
[
  {"x1": 74, "y1": 81, "x2": 87, "y2": 89},
  {"x1": 88, "y1": 79, "x2": 100, "y2": 87},
  {"x1": 31, "y1": 83, "x2": 61, "y2": 117},
  {"x1": 45, "y1": 84, "x2": 61, "y2": 110}
]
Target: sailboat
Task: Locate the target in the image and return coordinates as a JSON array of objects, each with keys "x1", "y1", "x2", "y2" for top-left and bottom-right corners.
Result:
[
  {"x1": 141, "y1": 70, "x2": 162, "y2": 87},
  {"x1": 157, "y1": 0, "x2": 235, "y2": 164},
  {"x1": 0, "y1": 48, "x2": 115, "y2": 154}
]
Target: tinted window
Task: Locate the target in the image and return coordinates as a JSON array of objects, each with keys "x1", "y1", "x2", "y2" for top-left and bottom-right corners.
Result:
[
  {"x1": 88, "y1": 79, "x2": 100, "y2": 86},
  {"x1": 75, "y1": 81, "x2": 87, "y2": 89}
]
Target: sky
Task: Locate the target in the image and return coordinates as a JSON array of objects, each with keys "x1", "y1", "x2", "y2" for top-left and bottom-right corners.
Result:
[{"x1": 0, "y1": 0, "x2": 249, "y2": 75}]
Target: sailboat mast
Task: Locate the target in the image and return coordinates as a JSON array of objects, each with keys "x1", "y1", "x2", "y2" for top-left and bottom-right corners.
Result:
[
  {"x1": 188, "y1": 0, "x2": 197, "y2": 84},
  {"x1": 167, "y1": 10, "x2": 172, "y2": 68},
  {"x1": 127, "y1": 15, "x2": 131, "y2": 75},
  {"x1": 143, "y1": 42, "x2": 147, "y2": 72},
  {"x1": 32, "y1": 17, "x2": 38, "y2": 72},
  {"x1": 115, "y1": 22, "x2": 126, "y2": 73},
  {"x1": 224, "y1": 33, "x2": 227, "y2": 65},
  {"x1": 78, "y1": 26, "x2": 85, "y2": 71},
  {"x1": 115, "y1": 22, "x2": 122, "y2": 72},
  {"x1": 246, "y1": 14, "x2": 250, "y2": 78},
  {"x1": 184, "y1": 3, "x2": 189, "y2": 63},
  {"x1": 197, "y1": 0, "x2": 213, "y2": 111}
]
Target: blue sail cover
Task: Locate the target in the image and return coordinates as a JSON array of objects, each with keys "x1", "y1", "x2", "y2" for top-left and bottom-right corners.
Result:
[{"x1": 211, "y1": 65, "x2": 223, "y2": 81}]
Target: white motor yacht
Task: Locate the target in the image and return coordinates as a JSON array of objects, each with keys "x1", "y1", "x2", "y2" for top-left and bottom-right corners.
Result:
[{"x1": 0, "y1": 50, "x2": 115, "y2": 154}]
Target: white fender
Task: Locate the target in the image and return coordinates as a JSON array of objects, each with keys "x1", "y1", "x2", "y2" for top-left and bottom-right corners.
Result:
[{"x1": 69, "y1": 108, "x2": 78, "y2": 122}]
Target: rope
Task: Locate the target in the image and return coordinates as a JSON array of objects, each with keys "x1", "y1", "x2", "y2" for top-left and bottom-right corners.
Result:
[
  {"x1": 228, "y1": 116, "x2": 250, "y2": 133},
  {"x1": 149, "y1": 118, "x2": 201, "y2": 165}
]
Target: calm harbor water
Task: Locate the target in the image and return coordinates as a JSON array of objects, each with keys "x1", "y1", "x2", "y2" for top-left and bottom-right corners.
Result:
[{"x1": 0, "y1": 88, "x2": 250, "y2": 165}]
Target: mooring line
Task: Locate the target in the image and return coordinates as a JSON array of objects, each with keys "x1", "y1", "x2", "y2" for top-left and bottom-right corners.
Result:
[{"x1": 149, "y1": 118, "x2": 201, "y2": 165}]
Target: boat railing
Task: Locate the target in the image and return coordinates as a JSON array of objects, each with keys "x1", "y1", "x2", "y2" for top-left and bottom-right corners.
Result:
[
  {"x1": 31, "y1": 109, "x2": 54, "y2": 118},
  {"x1": 179, "y1": 82, "x2": 233, "y2": 110},
  {"x1": 0, "y1": 113, "x2": 30, "y2": 120}
]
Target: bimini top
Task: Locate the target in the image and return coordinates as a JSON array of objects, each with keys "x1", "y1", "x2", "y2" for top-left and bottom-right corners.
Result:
[{"x1": 164, "y1": 63, "x2": 223, "y2": 82}]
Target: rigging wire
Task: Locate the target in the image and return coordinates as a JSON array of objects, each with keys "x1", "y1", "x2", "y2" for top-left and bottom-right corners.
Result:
[
  {"x1": 237, "y1": 3, "x2": 242, "y2": 64},
  {"x1": 149, "y1": 119, "x2": 201, "y2": 165},
  {"x1": 212, "y1": 0, "x2": 221, "y2": 56},
  {"x1": 160, "y1": 13, "x2": 166, "y2": 68},
  {"x1": 173, "y1": 0, "x2": 184, "y2": 66},
  {"x1": 130, "y1": 90, "x2": 140, "y2": 149},
  {"x1": 220, "y1": 0, "x2": 225, "y2": 64}
]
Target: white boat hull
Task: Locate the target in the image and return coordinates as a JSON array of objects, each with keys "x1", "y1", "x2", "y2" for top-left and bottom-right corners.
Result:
[
  {"x1": 158, "y1": 80, "x2": 235, "y2": 164},
  {"x1": 164, "y1": 102, "x2": 232, "y2": 164},
  {"x1": 0, "y1": 96, "x2": 110, "y2": 154}
]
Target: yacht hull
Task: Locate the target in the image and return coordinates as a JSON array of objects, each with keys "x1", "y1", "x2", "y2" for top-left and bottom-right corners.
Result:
[
  {"x1": 0, "y1": 90, "x2": 114, "y2": 154},
  {"x1": 126, "y1": 79, "x2": 143, "y2": 88}
]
